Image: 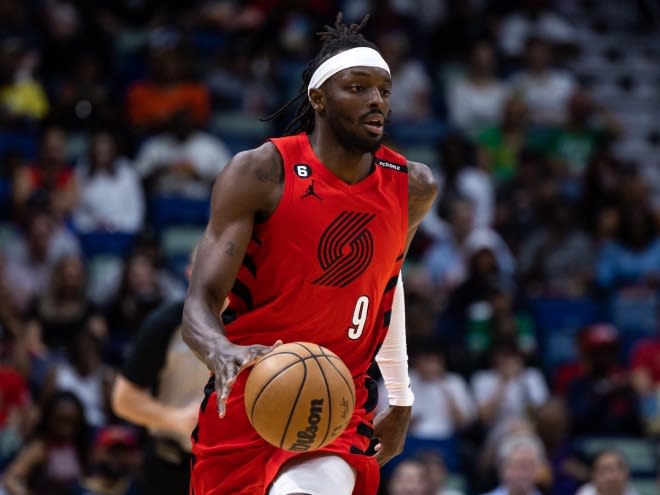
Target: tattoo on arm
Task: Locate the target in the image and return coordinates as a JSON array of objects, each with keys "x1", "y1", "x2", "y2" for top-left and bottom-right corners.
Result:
[
  {"x1": 225, "y1": 242, "x2": 235, "y2": 256},
  {"x1": 255, "y1": 154, "x2": 284, "y2": 184}
]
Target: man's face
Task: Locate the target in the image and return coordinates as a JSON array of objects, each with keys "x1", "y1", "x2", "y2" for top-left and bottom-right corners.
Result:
[
  {"x1": 503, "y1": 446, "x2": 540, "y2": 494},
  {"x1": 319, "y1": 65, "x2": 391, "y2": 153},
  {"x1": 593, "y1": 453, "x2": 628, "y2": 495}
]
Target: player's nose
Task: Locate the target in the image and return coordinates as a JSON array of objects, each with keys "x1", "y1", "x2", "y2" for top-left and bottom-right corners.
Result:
[{"x1": 365, "y1": 86, "x2": 385, "y2": 110}]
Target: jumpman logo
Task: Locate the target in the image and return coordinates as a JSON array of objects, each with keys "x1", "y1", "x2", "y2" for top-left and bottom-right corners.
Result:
[{"x1": 301, "y1": 180, "x2": 322, "y2": 200}]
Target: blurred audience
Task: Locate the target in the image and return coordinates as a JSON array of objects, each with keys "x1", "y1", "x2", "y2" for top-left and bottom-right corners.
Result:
[
  {"x1": 480, "y1": 434, "x2": 547, "y2": 495},
  {"x1": 511, "y1": 37, "x2": 575, "y2": 127},
  {"x1": 575, "y1": 449, "x2": 639, "y2": 495},
  {"x1": 565, "y1": 324, "x2": 643, "y2": 436},
  {"x1": 471, "y1": 341, "x2": 548, "y2": 435},
  {"x1": 1, "y1": 391, "x2": 89, "y2": 495},
  {"x1": 448, "y1": 40, "x2": 510, "y2": 137},
  {"x1": 134, "y1": 109, "x2": 230, "y2": 200}
]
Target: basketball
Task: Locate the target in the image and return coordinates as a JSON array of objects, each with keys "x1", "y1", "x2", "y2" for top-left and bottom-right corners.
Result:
[{"x1": 244, "y1": 342, "x2": 356, "y2": 452}]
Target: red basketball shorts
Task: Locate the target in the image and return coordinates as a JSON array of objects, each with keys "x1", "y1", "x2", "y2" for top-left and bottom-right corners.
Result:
[{"x1": 190, "y1": 372, "x2": 380, "y2": 495}]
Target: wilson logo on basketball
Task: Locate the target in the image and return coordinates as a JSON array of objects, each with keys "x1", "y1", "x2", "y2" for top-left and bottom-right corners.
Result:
[
  {"x1": 289, "y1": 399, "x2": 324, "y2": 451},
  {"x1": 312, "y1": 211, "x2": 375, "y2": 288}
]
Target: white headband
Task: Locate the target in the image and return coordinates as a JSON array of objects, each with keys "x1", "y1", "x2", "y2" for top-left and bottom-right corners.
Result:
[{"x1": 307, "y1": 47, "x2": 390, "y2": 98}]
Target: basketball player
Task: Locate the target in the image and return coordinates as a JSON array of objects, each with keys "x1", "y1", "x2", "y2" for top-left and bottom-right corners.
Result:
[{"x1": 182, "y1": 14, "x2": 438, "y2": 495}]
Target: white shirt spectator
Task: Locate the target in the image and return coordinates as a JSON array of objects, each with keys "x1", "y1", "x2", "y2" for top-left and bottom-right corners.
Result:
[
  {"x1": 511, "y1": 70, "x2": 575, "y2": 126},
  {"x1": 448, "y1": 78, "x2": 510, "y2": 135},
  {"x1": 408, "y1": 370, "x2": 476, "y2": 439},
  {"x1": 135, "y1": 131, "x2": 231, "y2": 199},
  {"x1": 4, "y1": 225, "x2": 81, "y2": 311},
  {"x1": 73, "y1": 159, "x2": 145, "y2": 233},
  {"x1": 499, "y1": 11, "x2": 577, "y2": 58},
  {"x1": 390, "y1": 60, "x2": 433, "y2": 122},
  {"x1": 575, "y1": 483, "x2": 639, "y2": 495},
  {"x1": 471, "y1": 367, "x2": 548, "y2": 430}
]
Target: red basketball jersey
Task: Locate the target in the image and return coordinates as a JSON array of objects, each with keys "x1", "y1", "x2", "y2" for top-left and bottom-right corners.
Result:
[{"x1": 224, "y1": 132, "x2": 409, "y2": 376}]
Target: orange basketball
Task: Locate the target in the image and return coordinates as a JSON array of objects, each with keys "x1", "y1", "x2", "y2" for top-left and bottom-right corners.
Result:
[{"x1": 244, "y1": 342, "x2": 355, "y2": 452}]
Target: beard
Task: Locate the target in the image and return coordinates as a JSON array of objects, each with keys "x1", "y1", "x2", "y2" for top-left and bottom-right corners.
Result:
[{"x1": 325, "y1": 111, "x2": 383, "y2": 154}]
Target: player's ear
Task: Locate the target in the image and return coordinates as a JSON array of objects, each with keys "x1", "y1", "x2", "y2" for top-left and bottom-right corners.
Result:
[{"x1": 308, "y1": 88, "x2": 325, "y2": 113}]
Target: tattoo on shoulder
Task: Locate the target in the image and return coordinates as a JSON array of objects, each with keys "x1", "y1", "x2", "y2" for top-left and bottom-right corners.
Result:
[
  {"x1": 225, "y1": 242, "x2": 235, "y2": 256},
  {"x1": 255, "y1": 154, "x2": 284, "y2": 184}
]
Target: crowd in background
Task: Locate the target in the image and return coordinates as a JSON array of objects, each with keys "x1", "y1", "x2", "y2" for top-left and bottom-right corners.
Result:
[{"x1": 1, "y1": 0, "x2": 660, "y2": 494}]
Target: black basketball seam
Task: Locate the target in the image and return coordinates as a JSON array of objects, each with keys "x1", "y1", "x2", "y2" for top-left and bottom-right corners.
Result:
[
  {"x1": 319, "y1": 352, "x2": 356, "y2": 409},
  {"x1": 249, "y1": 354, "x2": 308, "y2": 421},
  {"x1": 294, "y1": 343, "x2": 332, "y2": 449},
  {"x1": 279, "y1": 358, "x2": 307, "y2": 449}
]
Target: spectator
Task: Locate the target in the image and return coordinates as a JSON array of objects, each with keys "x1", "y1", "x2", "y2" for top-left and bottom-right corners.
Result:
[
  {"x1": 471, "y1": 341, "x2": 549, "y2": 434},
  {"x1": 49, "y1": 55, "x2": 117, "y2": 132},
  {"x1": 1, "y1": 391, "x2": 90, "y2": 495},
  {"x1": 418, "y1": 451, "x2": 466, "y2": 495},
  {"x1": 581, "y1": 151, "x2": 623, "y2": 241},
  {"x1": 0, "y1": 37, "x2": 49, "y2": 125},
  {"x1": 104, "y1": 252, "x2": 165, "y2": 360},
  {"x1": 510, "y1": 37, "x2": 576, "y2": 127},
  {"x1": 518, "y1": 200, "x2": 593, "y2": 297},
  {"x1": 134, "y1": 108, "x2": 230, "y2": 200},
  {"x1": 125, "y1": 45, "x2": 210, "y2": 134},
  {"x1": 547, "y1": 89, "x2": 622, "y2": 185},
  {"x1": 575, "y1": 450, "x2": 639, "y2": 495},
  {"x1": 23, "y1": 254, "x2": 101, "y2": 354},
  {"x1": 3, "y1": 207, "x2": 81, "y2": 312},
  {"x1": 75, "y1": 425, "x2": 141, "y2": 495},
  {"x1": 387, "y1": 458, "x2": 431, "y2": 495},
  {"x1": 73, "y1": 130, "x2": 145, "y2": 234},
  {"x1": 376, "y1": 30, "x2": 433, "y2": 123},
  {"x1": 12, "y1": 126, "x2": 77, "y2": 221},
  {"x1": 565, "y1": 324, "x2": 642, "y2": 436},
  {"x1": 406, "y1": 344, "x2": 476, "y2": 440},
  {"x1": 0, "y1": 364, "x2": 31, "y2": 469},
  {"x1": 480, "y1": 434, "x2": 547, "y2": 495},
  {"x1": 494, "y1": 149, "x2": 548, "y2": 254},
  {"x1": 206, "y1": 45, "x2": 279, "y2": 116},
  {"x1": 448, "y1": 40, "x2": 510, "y2": 137},
  {"x1": 596, "y1": 203, "x2": 660, "y2": 291},
  {"x1": 436, "y1": 133, "x2": 494, "y2": 229},
  {"x1": 41, "y1": 324, "x2": 114, "y2": 429},
  {"x1": 534, "y1": 397, "x2": 589, "y2": 495},
  {"x1": 476, "y1": 96, "x2": 539, "y2": 183},
  {"x1": 498, "y1": 0, "x2": 577, "y2": 59}
]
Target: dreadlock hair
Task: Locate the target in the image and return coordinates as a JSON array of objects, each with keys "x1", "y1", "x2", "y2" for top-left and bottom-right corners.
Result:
[{"x1": 263, "y1": 13, "x2": 378, "y2": 135}]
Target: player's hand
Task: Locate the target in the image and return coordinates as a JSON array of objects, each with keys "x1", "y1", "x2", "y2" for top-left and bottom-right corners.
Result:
[
  {"x1": 371, "y1": 405, "x2": 411, "y2": 466},
  {"x1": 213, "y1": 340, "x2": 282, "y2": 418}
]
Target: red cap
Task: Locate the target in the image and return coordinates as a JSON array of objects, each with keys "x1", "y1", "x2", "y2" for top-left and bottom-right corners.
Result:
[
  {"x1": 95, "y1": 426, "x2": 138, "y2": 450},
  {"x1": 580, "y1": 323, "x2": 619, "y2": 349}
]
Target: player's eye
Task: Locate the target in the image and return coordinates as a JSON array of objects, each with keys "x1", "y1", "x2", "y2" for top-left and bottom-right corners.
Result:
[
  {"x1": 380, "y1": 87, "x2": 391, "y2": 97},
  {"x1": 350, "y1": 84, "x2": 364, "y2": 93}
]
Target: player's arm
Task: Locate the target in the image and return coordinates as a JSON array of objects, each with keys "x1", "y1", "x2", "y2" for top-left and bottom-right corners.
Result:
[
  {"x1": 182, "y1": 143, "x2": 283, "y2": 417},
  {"x1": 373, "y1": 160, "x2": 438, "y2": 466}
]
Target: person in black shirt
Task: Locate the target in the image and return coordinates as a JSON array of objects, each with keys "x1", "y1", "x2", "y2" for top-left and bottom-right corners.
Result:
[{"x1": 111, "y1": 251, "x2": 211, "y2": 495}]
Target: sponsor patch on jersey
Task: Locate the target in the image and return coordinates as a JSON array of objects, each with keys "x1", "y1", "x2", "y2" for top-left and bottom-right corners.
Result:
[{"x1": 376, "y1": 160, "x2": 408, "y2": 173}]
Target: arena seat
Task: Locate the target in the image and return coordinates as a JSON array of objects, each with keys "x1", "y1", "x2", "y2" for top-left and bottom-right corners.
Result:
[
  {"x1": 0, "y1": 132, "x2": 38, "y2": 160},
  {"x1": 78, "y1": 231, "x2": 136, "y2": 258},
  {"x1": 380, "y1": 435, "x2": 460, "y2": 477},
  {"x1": 529, "y1": 297, "x2": 603, "y2": 374},
  {"x1": 150, "y1": 196, "x2": 211, "y2": 231}
]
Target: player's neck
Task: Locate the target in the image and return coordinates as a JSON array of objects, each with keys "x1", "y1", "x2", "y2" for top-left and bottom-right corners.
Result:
[{"x1": 307, "y1": 128, "x2": 374, "y2": 185}]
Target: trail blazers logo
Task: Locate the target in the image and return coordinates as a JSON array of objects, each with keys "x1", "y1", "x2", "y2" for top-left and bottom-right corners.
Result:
[{"x1": 312, "y1": 211, "x2": 375, "y2": 288}]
